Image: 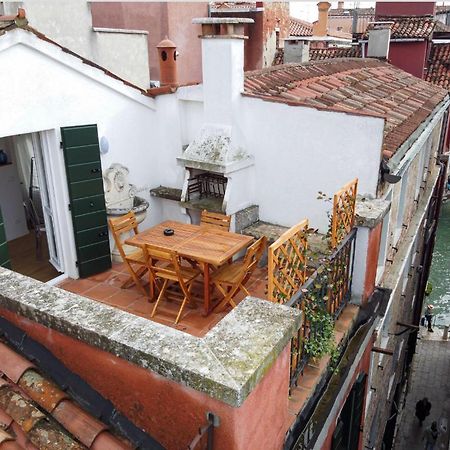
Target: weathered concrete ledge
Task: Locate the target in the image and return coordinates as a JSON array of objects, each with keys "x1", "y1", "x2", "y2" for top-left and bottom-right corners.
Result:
[
  {"x1": 355, "y1": 197, "x2": 391, "y2": 228},
  {"x1": 0, "y1": 268, "x2": 301, "y2": 407}
]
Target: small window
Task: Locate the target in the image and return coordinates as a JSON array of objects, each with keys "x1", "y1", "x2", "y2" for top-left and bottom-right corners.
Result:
[
  {"x1": 161, "y1": 50, "x2": 167, "y2": 61},
  {"x1": 173, "y1": 51, "x2": 177, "y2": 61}
]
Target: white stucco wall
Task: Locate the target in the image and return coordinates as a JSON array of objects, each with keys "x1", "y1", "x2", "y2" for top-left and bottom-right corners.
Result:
[
  {"x1": 5, "y1": 0, "x2": 150, "y2": 88},
  {"x1": 0, "y1": 29, "x2": 182, "y2": 277},
  {"x1": 238, "y1": 96, "x2": 385, "y2": 232},
  {"x1": 93, "y1": 29, "x2": 150, "y2": 88}
]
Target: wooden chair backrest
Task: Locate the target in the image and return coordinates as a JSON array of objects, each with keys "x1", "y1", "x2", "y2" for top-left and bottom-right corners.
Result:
[
  {"x1": 242, "y1": 236, "x2": 267, "y2": 276},
  {"x1": 200, "y1": 210, "x2": 231, "y2": 231},
  {"x1": 108, "y1": 212, "x2": 139, "y2": 260},
  {"x1": 144, "y1": 244, "x2": 190, "y2": 295}
]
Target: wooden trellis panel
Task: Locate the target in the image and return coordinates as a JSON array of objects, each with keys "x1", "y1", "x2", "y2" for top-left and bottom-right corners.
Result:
[
  {"x1": 331, "y1": 178, "x2": 358, "y2": 248},
  {"x1": 268, "y1": 219, "x2": 308, "y2": 304}
]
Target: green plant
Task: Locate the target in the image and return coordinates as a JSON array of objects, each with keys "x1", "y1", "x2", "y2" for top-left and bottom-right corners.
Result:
[{"x1": 304, "y1": 299, "x2": 336, "y2": 360}]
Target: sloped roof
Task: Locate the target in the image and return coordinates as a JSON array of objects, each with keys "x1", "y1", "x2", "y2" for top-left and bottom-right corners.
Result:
[
  {"x1": 244, "y1": 58, "x2": 448, "y2": 156},
  {"x1": 365, "y1": 16, "x2": 448, "y2": 39},
  {"x1": 289, "y1": 17, "x2": 313, "y2": 37},
  {"x1": 309, "y1": 46, "x2": 362, "y2": 61},
  {"x1": 426, "y1": 42, "x2": 450, "y2": 89},
  {"x1": 329, "y1": 7, "x2": 375, "y2": 17},
  {"x1": 272, "y1": 46, "x2": 361, "y2": 66},
  {"x1": 210, "y1": 1, "x2": 257, "y2": 12},
  {"x1": 0, "y1": 14, "x2": 183, "y2": 98},
  {"x1": 0, "y1": 341, "x2": 131, "y2": 449}
]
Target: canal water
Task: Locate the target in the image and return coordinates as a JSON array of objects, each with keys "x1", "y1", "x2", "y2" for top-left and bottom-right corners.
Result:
[{"x1": 427, "y1": 200, "x2": 450, "y2": 328}]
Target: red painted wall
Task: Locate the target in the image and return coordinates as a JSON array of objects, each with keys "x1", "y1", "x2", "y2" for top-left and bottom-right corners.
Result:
[
  {"x1": 388, "y1": 41, "x2": 429, "y2": 79},
  {"x1": 375, "y1": 2, "x2": 435, "y2": 17},
  {"x1": 320, "y1": 333, "x2": 374, "y2": 449},
  {"x1": 91, "y1": 2, "x2": 207, "y2": 84},
  {"x1": 0, "y1": 308, "x2": 291, "y2": 450}
]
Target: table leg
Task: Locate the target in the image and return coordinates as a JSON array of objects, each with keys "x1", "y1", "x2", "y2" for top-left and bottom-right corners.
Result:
[{"x1": 203, "y1": 262, "x2": 210, "y2": 316}]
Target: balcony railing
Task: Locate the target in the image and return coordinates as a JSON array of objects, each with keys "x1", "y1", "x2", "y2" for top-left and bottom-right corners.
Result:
[{"x1": 286, "y1": 228, "x2": 357, "y2": 389}]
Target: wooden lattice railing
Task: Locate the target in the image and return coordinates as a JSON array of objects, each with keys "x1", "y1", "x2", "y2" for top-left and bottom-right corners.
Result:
[
  {"x1": 268, "y1": 219, "x2": 308, "y2": 305},
  {"x1": 268, "y1": 220, "x2": 308, "y2": 384},
  {"x1": 330, "y1": 178, "x2": 358, "y2": 248}
]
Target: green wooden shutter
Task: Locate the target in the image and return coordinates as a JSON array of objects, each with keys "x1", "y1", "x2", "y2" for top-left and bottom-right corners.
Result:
[
  {"x1": 0, "y1": 206, "x2": 11, "y2": 269},
  {"x1": 61, "y1": 125, "x2": 111, "y2": 278}
]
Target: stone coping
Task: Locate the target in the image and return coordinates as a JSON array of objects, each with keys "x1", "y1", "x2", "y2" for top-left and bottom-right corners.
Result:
[
  {"x1": 0, "y1": 269, "x2": 301, "y2": 407},
  {"x1": 355, "y1": 197, "x2": 391, "y2": 229}
]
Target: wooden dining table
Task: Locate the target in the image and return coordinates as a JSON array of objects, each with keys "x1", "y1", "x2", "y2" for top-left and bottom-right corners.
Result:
[{"x1": 124, "y1": 220, "x2": 254, "y2": 315}]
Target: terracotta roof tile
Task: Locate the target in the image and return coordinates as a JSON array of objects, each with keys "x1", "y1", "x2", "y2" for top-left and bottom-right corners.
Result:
[
  {"x1": 210, "y1": 1, "x2": 257, "y2": 12},
  {"x1": 0, "y1": 342, "x2": 132, "y2": 450},
  {"x1": 329, "y1": 7, "x2": 375, "y2": 17},
  {"x1": 426, "y1": 42, "x2": 450, "y2": 89},
  {"x1": 289, "y1": 17, "x2": 313, "y2": 37},
  {"x1": 244, "y1": 58, "x2": 448, "y2": 155},
  {"x1": 310, "y1": 46, "x2": 362, "y2": 61},
  {"x1": 364, "y1": 16, "x2": 448, "y2": 39}
]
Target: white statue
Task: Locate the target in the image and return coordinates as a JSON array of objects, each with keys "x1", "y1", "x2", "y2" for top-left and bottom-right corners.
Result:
[{"x1": 103, "y1": 163, "x2": 136, "y2": 211}]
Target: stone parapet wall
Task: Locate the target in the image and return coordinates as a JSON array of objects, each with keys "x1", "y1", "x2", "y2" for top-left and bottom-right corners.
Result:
[{"x1": 0, "y1": 269, "x2": 301, "y2": 449}]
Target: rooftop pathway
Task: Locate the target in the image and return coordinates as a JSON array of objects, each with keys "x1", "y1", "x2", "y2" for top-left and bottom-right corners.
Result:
[
  {"x1": 394, "y1": 329, "x2": 450, "y2": 450},
  {"x1": 59, "y1": 261, "x2": 268, "y2": 337}
]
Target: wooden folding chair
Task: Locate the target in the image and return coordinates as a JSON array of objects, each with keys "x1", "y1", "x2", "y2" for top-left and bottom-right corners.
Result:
[
  {"x1": 200, "y1": 210, "x2": 231, "y2": 231},
  {"x1": 211, "y1": 236, "x2": 267, "y2": 312},
  {"x1": 108, "y1": 212, "x2": 148, "y2": 297},
  {"x1": 144, "y1": 245, "x2": 201, "y2": 324}
]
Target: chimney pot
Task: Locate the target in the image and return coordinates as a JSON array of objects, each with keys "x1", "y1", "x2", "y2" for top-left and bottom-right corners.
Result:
[
  {"x1": 367, "y1": 22, "x2": 392, "y2": 59},
  {"x1": 156, "y1": 37, "x2": 178, "y2": 87}
]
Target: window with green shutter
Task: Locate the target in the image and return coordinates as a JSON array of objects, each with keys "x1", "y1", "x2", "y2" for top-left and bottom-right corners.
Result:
[{"x1": 61, "y1": 125, "x2": 111, "y2": 278}]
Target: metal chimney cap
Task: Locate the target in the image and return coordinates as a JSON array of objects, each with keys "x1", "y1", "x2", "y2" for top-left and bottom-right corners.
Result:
[{"x1": 192, "y1": 17, "x2": 254, "y2": 25}]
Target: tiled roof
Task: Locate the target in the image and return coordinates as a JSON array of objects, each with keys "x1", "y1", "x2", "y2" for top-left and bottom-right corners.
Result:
[
  {"x1": 244, "y1": 59, "x2": 448, "y2": 155},
  {"x1": 210, "y1": 1, "x2": 257, "y2": 12},
  {"x1": 329, "y1": 7, "x2": 375, "y2": 17},
  {"x1": 309, "y1": 46, "x2": 362, "y2": 61},
  {"x1": 0, "y1": 341, "x2": 131, "y2": 449},
  {"x1": 365, "y1": 16, "x2": 441, "y2": 39},
  {"x1": 289, "y1": 17, "x2": 313, "y2": 37},
  {"x1": 426, "y1": 42, "x2": 450, "y2": 89},
  {"x1": 272, "y1": 46, "x2": 361, "y2": 66},
  {"x1": 436, "y1": 5, "x2": 450, "y2": 14}
]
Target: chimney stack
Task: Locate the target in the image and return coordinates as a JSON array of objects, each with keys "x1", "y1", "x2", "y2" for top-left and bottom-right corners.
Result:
[
  {"x1": 313, "y1": 1, "x2": 331, "y2": 37},
  {"x1": 192, "y1": 17, "x2": 253, "y2": 125},
  {"x1": 367, "y1": 22, "x2": 392, "y2": 59},
  {"x1": 156, "y1": 37, "x2": 178, "y2": 87},
  {"x1": 338, "y1": 1, "x2": 344, "y2": 9}
]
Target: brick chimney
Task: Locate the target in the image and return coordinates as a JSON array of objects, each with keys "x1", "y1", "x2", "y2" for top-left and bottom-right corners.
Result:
[
  {"x1": 313, "y1": 1, "x2": 331, "y2": 37},
  {"x1": 192, "y1": 17, "x2": 254, "y2": 125},
  {"x1": 338, "y1": 1, "x2": 344, "y2": 9},
  {"x1": 156, "y1": 37, "x2": 178, "y2": 87}
]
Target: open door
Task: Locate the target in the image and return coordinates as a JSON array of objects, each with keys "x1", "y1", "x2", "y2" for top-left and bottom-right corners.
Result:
[
  {"x1": 61, "y1": 125, "x2": 111, "y2": 278},
  {"x1": 31, "y1": 133, "x2": 63, "y2": 271},
  {"x1": 0, "y1": 206, "x2": 11, "y2": 269}
]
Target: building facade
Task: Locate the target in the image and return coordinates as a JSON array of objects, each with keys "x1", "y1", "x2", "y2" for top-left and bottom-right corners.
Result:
[{"x1": 0, "y1": 9, "x2": 448, "y2": 450}]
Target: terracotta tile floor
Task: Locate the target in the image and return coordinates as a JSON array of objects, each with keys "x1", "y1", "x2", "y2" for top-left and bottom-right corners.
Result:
[{"x1": 58, "y1": 261, "x2": 269, "y2": 337}]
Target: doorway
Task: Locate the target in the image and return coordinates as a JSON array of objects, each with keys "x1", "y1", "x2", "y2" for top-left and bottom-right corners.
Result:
[{"x1": 0, "y1": 132, "x2": 63, "y2": 282}]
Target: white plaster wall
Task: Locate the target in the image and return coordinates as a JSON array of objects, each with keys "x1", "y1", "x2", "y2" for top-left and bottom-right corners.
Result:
[
  {"x1": 93, "y1": 30, "x2": 150, "y2": 88},
  {"x1": 352, "y1": 226, "x2": 369, "y2": 304},
  {"x1": 0, "y1": 30, "x2": 182, "y2": 276},
  {"x1": 238, "y1": 96, "x2": 385, "y2": 232},
  {"x1": 7, "y1": 0, "x2": 149, "y2": 89}
]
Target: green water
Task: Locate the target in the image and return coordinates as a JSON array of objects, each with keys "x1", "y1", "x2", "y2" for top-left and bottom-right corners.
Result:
[{"x1": 427, "y1": 200, "x2": 450, "y2": 327}]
